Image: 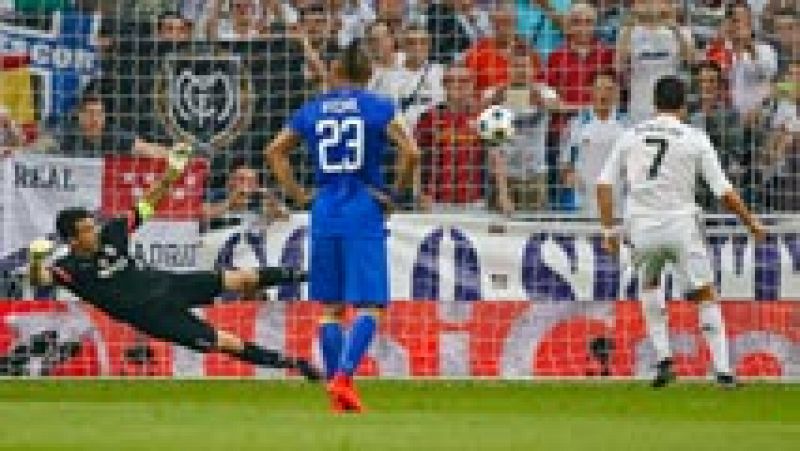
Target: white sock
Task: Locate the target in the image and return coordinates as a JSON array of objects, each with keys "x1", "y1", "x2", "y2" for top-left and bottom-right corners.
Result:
[
  {"x1": 699, "y1": 302, "x2": 732, "y2": 375},
  {"x1": 641, "y1": 289, "x2": 671, "y2": 362}
]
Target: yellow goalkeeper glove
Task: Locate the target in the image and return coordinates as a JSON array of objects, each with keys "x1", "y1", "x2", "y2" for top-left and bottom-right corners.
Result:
[
  {"x1": 167, "y1": 142, "x2": 193, "y2": 173},
  {"x1": 29, "y1": 239, "x2": 54, "y2": 260}
]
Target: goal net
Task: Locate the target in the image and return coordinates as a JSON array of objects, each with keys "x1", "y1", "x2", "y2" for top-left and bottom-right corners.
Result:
[{"x1": 0, "y1": 0, "x2": 798, "y2": 379}]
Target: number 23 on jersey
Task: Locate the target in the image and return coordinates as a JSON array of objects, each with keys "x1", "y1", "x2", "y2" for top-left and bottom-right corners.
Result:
[{"x1": 316, "y1": 118, "x2": 364, "y2": 173}]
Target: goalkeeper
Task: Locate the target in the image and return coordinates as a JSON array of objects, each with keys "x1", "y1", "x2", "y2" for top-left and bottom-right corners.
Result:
[{"x1": 27, "y1": 144, "x2": 320, "y2": 380}]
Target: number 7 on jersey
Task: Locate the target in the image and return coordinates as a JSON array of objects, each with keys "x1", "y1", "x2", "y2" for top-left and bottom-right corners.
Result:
[{"x1": 645, "y1": 137, "x2": 668, "y2": 180}]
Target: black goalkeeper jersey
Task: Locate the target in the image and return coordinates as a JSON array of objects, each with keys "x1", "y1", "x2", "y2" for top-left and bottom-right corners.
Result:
[{"x1": 50, "y1": 210, "x2": 173, "y2": 316}]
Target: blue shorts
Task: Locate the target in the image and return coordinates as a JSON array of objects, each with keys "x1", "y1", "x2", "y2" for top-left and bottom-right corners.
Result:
[{"x1": 309, "y1": 235, "x2": 389, "y2": 307}]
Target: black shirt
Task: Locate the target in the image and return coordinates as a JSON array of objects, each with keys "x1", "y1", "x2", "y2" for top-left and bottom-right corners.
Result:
[{"x1": 50, "y1": 210, "x2": 171, "y2": 317}]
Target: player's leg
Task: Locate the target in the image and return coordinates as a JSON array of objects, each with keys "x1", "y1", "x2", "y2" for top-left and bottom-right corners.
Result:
[
  {"x1": 677, "y1": 218, "x2": 735, "y2": 387},
  {"x1": 320, "y1": 303, "x2": 346, "y2": 380},
  {"x1": 222, "y1": 267, "x2": 307, "y2": 295},
  {"x1": 214, "y1": 329, "x2": 321, "y2": 381},
  {"x1": 638, "y1": 248, "x2": 676, "y2": 388},
  {"x1": 126, "y1": 308, "x2": 321, "y2": 381},
  {"x1": 309, "y1": 236, "x2": 346, "y2": 381},
  {"x1": 328, "y1": 236, "x2": 389, "y2": 412},
  {"x1": 688, "y1": 283, "x2": 735, "y2": 387}
]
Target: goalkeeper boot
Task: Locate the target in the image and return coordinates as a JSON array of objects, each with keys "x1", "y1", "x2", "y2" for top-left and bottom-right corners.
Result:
[
  {"x1": 651, "y1": 358, "x2": 676, "y2": 388},
  {"x1": 290, "y1": 358, "x2": 322, "y2": 382},
  {"x1": 327, "y1": 373, "x2": 364, "y2": 413},
  {"x1": 715, "y1": 373, "x2": 738, "y2": 389}
]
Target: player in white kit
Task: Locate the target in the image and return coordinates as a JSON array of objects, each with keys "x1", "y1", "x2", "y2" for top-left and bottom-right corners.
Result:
[{"x1": 596, "y1": 76, "x2": 766, "y2": 388}]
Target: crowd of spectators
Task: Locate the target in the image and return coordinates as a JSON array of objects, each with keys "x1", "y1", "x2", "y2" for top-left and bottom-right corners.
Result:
[{"x1": 0, "y1": 0, "x2": 798, "y2": 215}]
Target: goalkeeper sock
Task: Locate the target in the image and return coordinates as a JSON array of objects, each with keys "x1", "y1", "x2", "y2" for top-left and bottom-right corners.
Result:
[
  {"x1": 339, "y1": 311, "x2": 378, "y2": 377},
  {"x1": 699, "y1": 301, "x2": 732, "y2": 375},
  {"x1": 319, "y1": 320, "x2": 344, "y2": 380},
  {"x1": 236, "y1": 343, "x2": 290, "y2": 369},
  {"x1": 257, "y1": 267, "x2": 306, "y2": 288},
  {"x1": 641, "y1": 289, "x2": 671, "y2": 362}
]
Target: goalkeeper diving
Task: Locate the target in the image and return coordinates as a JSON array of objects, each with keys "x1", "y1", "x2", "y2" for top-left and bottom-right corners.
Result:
[{"x1": 27, "y1": 144, "x2": 321, "y2": 380}]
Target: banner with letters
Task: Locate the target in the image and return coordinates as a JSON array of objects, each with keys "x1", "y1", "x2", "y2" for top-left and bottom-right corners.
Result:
[
  {"x1": 0, "y1": 154, "x2": 102, "y2": 260},
  {"x1": 204, "y1": 214, "x2": 800, "y2": 303}
]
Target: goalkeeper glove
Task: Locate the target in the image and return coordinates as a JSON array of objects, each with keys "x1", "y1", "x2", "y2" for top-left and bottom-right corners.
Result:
[
  {"x1": 167, "y1": 142, "x2": 193, "y2": 173},
  {"x1": 29, "y1": 239, "x2": 54, "y2": 260}
]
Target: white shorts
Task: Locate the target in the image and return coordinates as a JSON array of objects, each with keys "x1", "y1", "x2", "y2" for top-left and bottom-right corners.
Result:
[{"x1": 626, "y1": 214, "x2": 713, "y2": 292}]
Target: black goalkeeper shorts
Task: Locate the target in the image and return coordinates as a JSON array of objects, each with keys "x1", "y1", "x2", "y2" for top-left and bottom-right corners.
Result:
[{"x1": 117, "y1": 271, "x2": 224, "y2": 352}]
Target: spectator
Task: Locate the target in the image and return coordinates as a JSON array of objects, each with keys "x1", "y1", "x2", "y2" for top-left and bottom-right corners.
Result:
[
  {"x1": 426, "y1": 0, "x2": 485, "y2": 64},
  {"x1": 203, "y1": 159, "x2": 287, "y2": 225},
  {"x1": 55, "y1": 92, "x2": 170, "y2": 158},
  {"x1": 765, "y1": 61, "x2": 800, "y2": 168},
  {"x1": 687, "y1": 0, "x2": 727, "y2": 47},
  {"x1": 617, "y1": 0, "x2": 694, "y2": 123},
  {"x1": 761, "y1": 0, "x2": 798, "y2": 34},
  {"x1": 764, "y1": 61, "x2": 800, "y2": 210},
  {"x1": 545, "y1": 2, "x2": 614, "y2": 110},
  {"x1": 157, "y1": 12, "x2": 193, "y2": 42},
  {"x1": 298, "y1": 2, "x2": 340, "y2": 64},
  {"x1": 769, "y1": 9, "x2": 800, "y2": 74},
  {"x1": 706, "y1": 1, "x2": 777, "y2": 119},
  {"x1": 336, "y1": 0, "x2": 376, "y2": 47},
  {"x1": 415, "y1": 65, "x2": 513, "y2": 213},
  {"x1": 374, "y1": 0, "x2": 409, "y2": 37},
  {"x1": 593, "y1": 0, "x2": 626, "y2": 45},
  {"x1": 295, "y1": 2, "x2": 341, "y2": 89},
  {"x1": 559, "y1": 71, "x2": 627, "y2": 215},
  {"x1": 0, "y1": 105, "x2": 26, "y2": 156},
  {"x1": 395, "y1": 26, "x2": 446, "y2": 128},
  {"x1": 520, "y1": 0, "x2": 572, "y2": 60},
  {"x1": 531, "y1": 0, "x2": 623, "y2": 54},
  {"x1": 349, "y1": 24, "x2": 444, "y2": 128},
  {"x1": 770, "y1": 60, "x2": 800, "y2": 133},
  {"x1": 206, "y1": 0, "x2": 297, "y2": 40},
  {"x1": 366, "y1": 21, "x2": 402, "y2": 94},
  {"x1": 689, "y1": 61, "x2": 764, "y2": 208},
  {"x1": 464, "y1": 4, "x2": 545, "y2": 97},
  {"x1": 499, "y1": 53, "x2": 554, "y2": 212}
]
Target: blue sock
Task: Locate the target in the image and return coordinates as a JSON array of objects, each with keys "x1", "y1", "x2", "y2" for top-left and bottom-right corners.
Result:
[
  {"x1": 339, "y1": 312, "x2": 378, "y2": 377},
  {"x1": 319, "y1": 321, "x2": 344, "y2": 380}
]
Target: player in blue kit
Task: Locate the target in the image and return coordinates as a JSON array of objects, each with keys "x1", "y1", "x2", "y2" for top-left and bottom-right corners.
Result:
[{"x1": 265, "y1": 41, "x2": 420, "y2": 413}]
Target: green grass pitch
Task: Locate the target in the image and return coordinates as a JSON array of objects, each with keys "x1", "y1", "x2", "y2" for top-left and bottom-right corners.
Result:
[{"x1": 0, "y1": 380, "x2": 798, "y2": 450}]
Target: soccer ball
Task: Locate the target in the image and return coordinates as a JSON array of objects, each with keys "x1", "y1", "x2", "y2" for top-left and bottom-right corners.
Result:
[{"x1": 477, "y1": 105, "x2": 515, "y2": 145}]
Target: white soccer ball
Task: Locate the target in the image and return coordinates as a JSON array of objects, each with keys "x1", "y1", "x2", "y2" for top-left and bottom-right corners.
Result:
[{"x1": 477, "y1": 105, "x2": 515, "y2": 145}]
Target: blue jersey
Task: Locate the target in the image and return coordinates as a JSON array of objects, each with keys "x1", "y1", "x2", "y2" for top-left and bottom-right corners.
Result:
[{"x1": 288, "y1": 88, "x2": 396, "y2": 238}]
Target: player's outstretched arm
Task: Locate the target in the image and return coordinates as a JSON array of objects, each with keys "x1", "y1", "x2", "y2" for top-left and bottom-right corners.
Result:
[
  {"x1": 698, "y1": 133, "x2": 766, "y2": 241},
  {"x1": 130, "y1": 142, "x2": 193, "y2": 229},
  {"x1": 721, "y1": 190, "x2": 766, "y2": 241},
  {"x1": 387, "y1": 116, "x2": 421, "y2": 195},
  {"x1": 265, "y1": 129, "x2": 309, "y2": 206}
]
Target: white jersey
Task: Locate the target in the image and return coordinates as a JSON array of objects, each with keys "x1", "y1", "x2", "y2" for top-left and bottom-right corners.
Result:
[
  {"x1": 598, "y1": 115, "x2": 732, "y2": 219},
  {"x1": 561, "y1": 108, "x2": 628, "y2": 216},
  {"x1": 628, "y1": 26, "x2": 683, "y2": 123}
]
